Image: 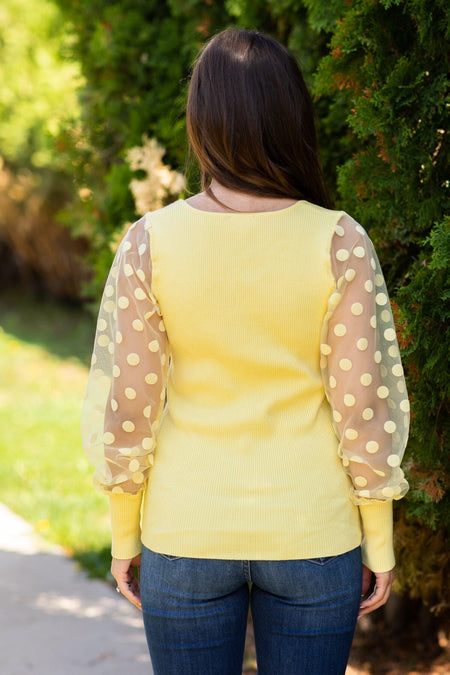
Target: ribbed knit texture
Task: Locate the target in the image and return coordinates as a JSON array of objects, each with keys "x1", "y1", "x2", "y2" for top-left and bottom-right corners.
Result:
[{"x1": 141, "y1": 200, "x2": 363, "y2": 562}]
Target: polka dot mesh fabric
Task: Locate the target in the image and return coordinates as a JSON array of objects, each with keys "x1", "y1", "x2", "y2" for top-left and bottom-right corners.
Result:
[
  {"x1": 320, "y1": 214, "x2": 409, "y2": 504},
  {"x1": 81, "y1": 216, "x2": 169, "y2": 495}
]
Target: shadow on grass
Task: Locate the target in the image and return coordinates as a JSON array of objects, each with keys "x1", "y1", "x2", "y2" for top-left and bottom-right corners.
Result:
[
  {"x1": 74, "y1": 545, "x2": 112, "y2": 581},
  {"x1": 0, "y1": 288, "x2": 96, "y2": 366}
]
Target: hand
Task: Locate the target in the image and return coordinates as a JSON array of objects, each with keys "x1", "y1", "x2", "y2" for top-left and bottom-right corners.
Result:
[
  {"x1": 111, "y1": 554, "x2": 142, "y2": 611},
  {"x1": 358, "y1": 564, "x2": 395, "y2": 617}
]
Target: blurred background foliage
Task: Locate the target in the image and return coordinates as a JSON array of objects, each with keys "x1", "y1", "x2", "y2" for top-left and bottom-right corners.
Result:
[{"x1": 0, "y1": 0, "x2": 448, "y2": 627}]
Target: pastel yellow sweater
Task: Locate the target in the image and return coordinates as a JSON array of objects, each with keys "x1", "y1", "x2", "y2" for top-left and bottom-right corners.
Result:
[{"x1": 82, "y1": 199, "x2": 409, "y2": 572}]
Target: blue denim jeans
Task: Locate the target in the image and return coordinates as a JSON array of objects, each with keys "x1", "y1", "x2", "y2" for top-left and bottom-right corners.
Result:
[{"x1": 141, "y1": 545, "x2": 362, "y2": 675}]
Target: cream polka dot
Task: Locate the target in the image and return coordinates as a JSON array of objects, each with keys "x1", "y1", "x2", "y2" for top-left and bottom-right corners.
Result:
[
  {"x1": 381, "y1": 365, "x2": 388, "y2": 378},
  {"x1": 337, "y1": 275, "x2": 345, "y2": 289},
  {"x1": 111, "y1": 486, "x2": 124, "y2": 494},
  {"x1": 129, "y1": 459, "x2": 140, "y2": 473},
  {"x1": 375, "y1": 274, "x2": 384, "y2": 287},
  {"x1": 384, "y1": 328, "x2": 396, "y2": 341},
  {"x1": 357, "y1": 337, "x2": 368, "y2": 351},
  {"x1": 345, "y1": 268, "x2": 356, "y2": 282},
  {"x1": 134, "y1": 288, "x2": 147, "y2": 301},
  {"x1": 388, "y1": 346, "x2": 399, "y2": 358},
  {"x1": 91, "y1": 353, "x2": 97, "y2": 366},
  {"x1": 355, "y1": 225, "x2": 365, "y2": 235},
  {"x1": 110, "y1": 266, "x2": 118, "y2": 278},
  {"x1": 127, "y1": 353, "x2": 140, "y2": 366},
  {"x1": 362, "y1": 407, "x2": 374, "y2": 420},
  {"x1": 329, "y1": 292, "x2": 342, "y2": 308},
  {"x1": 132, "y1": 319, "x2": 144, "y2": 332},
  {"x1": 111, "y1": 399, "x2": 118, "y2": 412},
  {"x1": 125, "y1": 387, "x2": 136, "y2": 400},
  {"x1": 145, "y1": 373, "x2": 158, "y2": 385},
  {"x1": 115, "y1": 331, "x2": 123, "y2": 344},
  {"x1": 384, "y1": 421, "x2": 396, "y2": 434},
  {"x1": 355, "y1": 476, "x2": 368, "y2": 487},
  {"x1": 113, "y1": 309, "x2": 118, "y2": 321},
  {"x1": 382, "y1": 487, "x2": 395, "y2": 498},
  {"x1": 118, "y1": 447, "x2": 132, "y2": 456},
  {"x1": 142, "y1": 437, "x2": 154, "y2": 450},
  {"x1": 339, "y1": 358, "x2": 352, "y2": 371},
  {"x1": 381, "y1": 310, "x2": 391, "y2": 322},
  {"x1": 103, "y1": 432, "x2": 115, "y2": 445},
  {"x1": 321, "y1": 343, "x2": 332, "y2": 355},
  {"x1": 344, "y1": 394, "x2": 356, "y2": 407},
  {"x1": 320, "y1": 356, "x2": 327, "y2": 369},
  {"x1": 364, "y1": 280, "x2": 373, "y2": 292},
  {"x1": 143, "y1": 405, "x2": 152, "y2": 418},
  {"x1": 400, "y1": 399, "x2": 410, "y2": 412},
  {"x1": 122, "y1": 241, "x2": 132, "y2": 252},
  {"x1": 148, "y1": 340, "x2": 159, "y2": 352},
  {"x1": 377, "y1": 386, "x2": 389, "y2": 399},
  {"x1": 353, "y1": 246, "x2": 366, "y2": 258},
  {"x1": 118, "y1": 296, "x2": 130, "y2": 309},
  {"x1": 333, "y1": 410, "x2": 342, "y2": 423},
  {"x1": 397, "y1": 381, "x2": 405, "y2": 393},
  {"x1": 387, "y1": 455, "x2": 401, "y2": 467},
  {"x1": 105, "y1": 285, "x2": 115, "y2": 298},
  {"x1": 138, "y1": 243, "x2": 147, "y2": 255},
  {"x1": 366, "y1": 441, "x2": 379, "y2": 453},
  {"x1": 108, "y1": 343, "x2": 114, "y2": 355},
  {"x1": 122, "y1": 420, "x2": 135, "y2": 432},
  {"x1": 159, "y1": 320, "x2": 166, "y2": 332},
  {"x1": 351, "y1": 302, "x2": 363, "y2": 316},
  {"x1": 392, "y1": 364, "x2": 403, "y2": 377},
  {"x1": 124, "y1": 263, "x2": 133, "y2": 277},
  {"x1": 387, "y1": 398, "x2": 396, "y2": 410},
  {"x1": 334, "y1": 324, "x2": 347, "y2": 337},
  {"x1": 132, "y1": 472, "x2": 145, "y2": 484},
  {"x1": 113, "y1": 365, "x2": 121, "y2": 378},
  {"x1": 359, "y1": 490, "x2": 370, "y2": 498},
  {"x1": 329, "y1": 376, "x2": 337, "y2": 389},
  {"x1": 336, "y1": 249, "x2": 350, "y2": 262},
  {"x1": 103, "y1": 300, "x2": 115, "y2": 313},
  {"x1": 360, "y1": 373, "x2": 372, "y2": 386},
  {"x1": 97, "y1": 318, "x2": 107, "y2": 331},
  {"x1": 161, "y1": 354, "x2": 167, "y2": 366},
  {"x1": 335, "y1": 225, "x2": 345, "y2": 236},
  {"x1": 375, "y1": 292, "x2": 388, "y2": 306},
  {"x1": 345, "y1": 428, "x2": 358, "y2": 440},
  {"x1": 342, "y1": 457, "x2": 350, "y2": 467},
  {"x1": 97, "y1": 334, "x2": 109, "y2": 347},
  {"x1": 136, "y1": 269, "x2": 146, "y2": 282},
  {"x1": 370, "y1": 258, "x2": 376, "y2": 270},
  {"x1": 374, "y1": 351, "x2": 382, "y2": 363}
]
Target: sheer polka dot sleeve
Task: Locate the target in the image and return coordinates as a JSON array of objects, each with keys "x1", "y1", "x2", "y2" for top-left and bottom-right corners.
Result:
[
  {"x1": 81, "y1": 215, "x2": 169, "y2": 497},
  {"x1": 321, "y1": 214, "x2": 409, "y2": 505}
]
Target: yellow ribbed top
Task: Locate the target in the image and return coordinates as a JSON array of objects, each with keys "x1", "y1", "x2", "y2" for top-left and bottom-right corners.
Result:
[{"x1": 82, "y1": 199, "x2": 409, "y2": 572}]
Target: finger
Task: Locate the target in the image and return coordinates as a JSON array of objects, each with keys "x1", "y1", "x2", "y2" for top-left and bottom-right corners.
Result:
[
  {"x1": 116, "y1": 574, "x2": 142, "y2": 611},
  {"x1": 358, "y1": 578, "x2": 391, "y2": 617}
]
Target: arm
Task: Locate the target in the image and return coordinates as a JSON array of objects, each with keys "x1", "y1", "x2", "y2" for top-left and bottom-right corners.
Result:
[
  {"x1": 321, "y1": 213, "x2": 409, "y2": 581},
  {"x1": 81, "y1": 215, "x2": 169, "y2": 562}
]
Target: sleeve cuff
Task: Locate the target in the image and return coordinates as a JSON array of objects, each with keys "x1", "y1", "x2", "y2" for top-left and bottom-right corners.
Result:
[
  {"x1": 359, "y1": 501, "x2": 395, "y2": 572},
  {"x1": 109, "y1": 492, "x2": 143, "y2": 559}
]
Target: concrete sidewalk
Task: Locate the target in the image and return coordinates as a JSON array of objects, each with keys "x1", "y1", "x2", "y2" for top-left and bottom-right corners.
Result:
[{"x1": 0, "y1": 503, "x2": 153, "y2": 674}]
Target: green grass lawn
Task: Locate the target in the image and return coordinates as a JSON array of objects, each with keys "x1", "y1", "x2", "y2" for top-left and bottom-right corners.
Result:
[{"x1": 0, "y1": 290, "x2": 111, "y2": 577}]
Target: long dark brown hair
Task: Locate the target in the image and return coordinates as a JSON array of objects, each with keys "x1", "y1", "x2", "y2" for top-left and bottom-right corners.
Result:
[{"x1": 186, "y1": 28, "x2": 332, "y2": 209}]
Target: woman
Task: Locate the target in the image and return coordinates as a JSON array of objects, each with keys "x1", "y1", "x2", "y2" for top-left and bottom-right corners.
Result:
[{"x1": 82, "y1": 28, "x2": 409, "y2": 674}]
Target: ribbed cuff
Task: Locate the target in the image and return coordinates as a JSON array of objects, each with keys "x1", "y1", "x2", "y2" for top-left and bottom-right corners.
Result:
[
  {"x1": 109, "y1": 493, "x2": 143, "y2": 559},
  {"x1": 359, "y1": 501, "x2": 395, "y2": 572}
]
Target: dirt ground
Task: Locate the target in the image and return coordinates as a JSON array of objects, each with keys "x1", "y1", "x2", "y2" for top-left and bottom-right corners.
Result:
[{"x1": 242, "y1": 610, "x2": 450, "y2": 674}]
